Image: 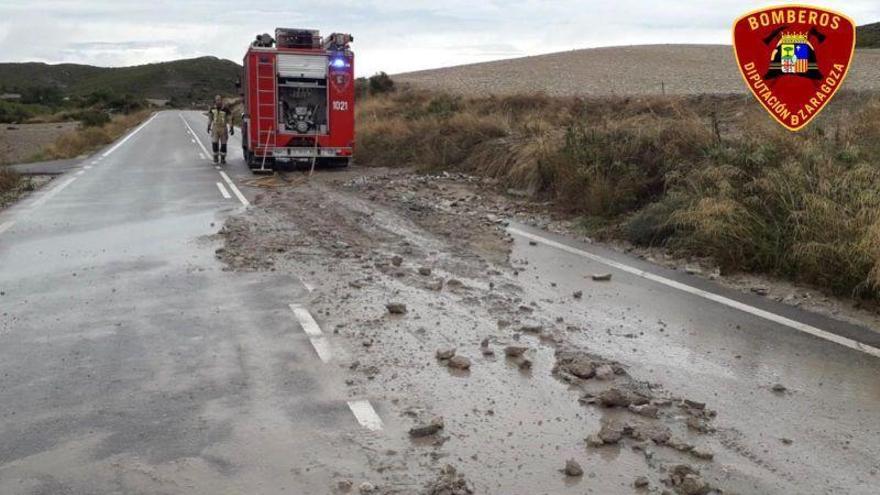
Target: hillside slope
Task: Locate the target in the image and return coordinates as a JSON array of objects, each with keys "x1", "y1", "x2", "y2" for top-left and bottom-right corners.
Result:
[
  {"x1": 394, "y1": 44, "x2": 880, "y2": 96},
  {"x1": 0, "y1": 57, "x2": 241, "y2": 101},
  {"x1": 858, "y1": 22, "x2": 880, "y2": 48}
]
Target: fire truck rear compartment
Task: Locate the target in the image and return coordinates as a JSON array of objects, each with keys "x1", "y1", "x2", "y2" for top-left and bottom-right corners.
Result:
[{"x1": 277, "y1": 54, "x2": 328, "y2": 134}]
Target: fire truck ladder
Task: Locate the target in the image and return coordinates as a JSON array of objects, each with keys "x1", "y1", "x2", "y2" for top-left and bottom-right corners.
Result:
[{"x1": 254, "y1": 57, "x2": 276, "y2": 173}]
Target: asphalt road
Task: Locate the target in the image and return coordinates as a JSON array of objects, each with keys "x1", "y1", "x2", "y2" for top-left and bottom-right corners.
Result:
[
  {"x1": 0, "y1": 111, "x2": 378, "y2": 494},
  {"x1": 1, "y1": 110, "x2": 879, "y2": 494}
]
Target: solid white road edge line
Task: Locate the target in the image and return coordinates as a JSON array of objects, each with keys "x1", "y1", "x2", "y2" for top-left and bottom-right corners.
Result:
[
  {"x1": 290, "y1": 304, "x2": 323, "y2": 336},
  {"x1": 101, "y1": 113, "x2": 157, "y2": 158},
  {"x1": 0, "y1": 221, "x2": 15, "y2": 235},
  {"x1": 83, "y1": 165, "x2": 92, "y2": 170},
  {"x1": 508, "y1": 227, "x2": 880, "y2": 359},
  {"x1": 218, "y1": 171, "x2": 250, "y2": 207},
  {"x1": 216, "y1": 182, "x2": 231, "y2": 199},
  {"x1": 29, "y1": 177, "x2": 77, "y2": 209},
  {"x1": 347, "y1": 400, "x2": 384, "y2": 431}
]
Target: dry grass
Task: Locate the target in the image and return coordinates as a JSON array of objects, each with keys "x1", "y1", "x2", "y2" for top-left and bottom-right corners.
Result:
[
  {"x1": 356, "y1": 88, "x2": 880, "y2": 298},
  {"x1": 0, "y1": 167, "x2": 20, "y2": 193},
  {"x1": 40, "y1": 110, "x2": 152, "y2": 160},
  {"x1": 0, "y1": 167, "x2": 30, "y2": 208}
]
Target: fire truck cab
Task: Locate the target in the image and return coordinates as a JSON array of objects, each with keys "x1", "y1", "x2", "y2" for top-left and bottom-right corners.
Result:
[{"x1": 241, "y1": 29, "x2": 354, "y2": 171}]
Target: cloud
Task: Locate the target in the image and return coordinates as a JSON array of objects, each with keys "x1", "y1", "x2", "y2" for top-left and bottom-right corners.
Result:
[{"x1": 0, "y1": 1, "x2": 877, "y2": 75}]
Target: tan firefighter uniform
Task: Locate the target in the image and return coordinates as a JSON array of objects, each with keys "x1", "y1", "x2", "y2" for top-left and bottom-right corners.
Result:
[{"x1": 207, "y1": 97, "x2": 234, "y2": 164}]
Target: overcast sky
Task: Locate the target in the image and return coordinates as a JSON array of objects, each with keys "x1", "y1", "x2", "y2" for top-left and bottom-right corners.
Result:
[{"x1": 0, "y1": 1, "x2": 877, "y2": 76}]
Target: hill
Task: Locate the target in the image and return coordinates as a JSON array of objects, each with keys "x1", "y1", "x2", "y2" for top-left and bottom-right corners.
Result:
[
  {"x1": 858, "y1": 22, "x2": 880, "y2": 48},
  {"x1": 0, "y1": 57, "x2": 241, "y2": 103},
  {"x1": 394, "y1": 44, "x2": 880, "y2": 97}
]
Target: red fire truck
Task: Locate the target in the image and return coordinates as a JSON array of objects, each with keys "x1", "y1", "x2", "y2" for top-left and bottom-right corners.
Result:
[{"x1": 240, "y1": 29, "x2": 354, "y2": 171}]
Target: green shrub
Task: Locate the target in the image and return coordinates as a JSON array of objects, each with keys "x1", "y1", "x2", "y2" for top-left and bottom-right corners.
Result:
[
  {"x1": 368, "y1": 72, "x2": 395, "y2": 94},
  {"x1": 77, "y1": 110, "x2": 111, "y2": 127}
]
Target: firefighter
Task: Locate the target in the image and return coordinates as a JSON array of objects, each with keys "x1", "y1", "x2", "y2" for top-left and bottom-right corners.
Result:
[{"x1": 207, "y1": 95, "x2": 234, "y2": 164}]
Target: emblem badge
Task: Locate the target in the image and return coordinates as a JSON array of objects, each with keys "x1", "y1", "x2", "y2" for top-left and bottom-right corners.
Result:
[{"x1": 733, "y1": 6, "x2": 856, "y2": 131}]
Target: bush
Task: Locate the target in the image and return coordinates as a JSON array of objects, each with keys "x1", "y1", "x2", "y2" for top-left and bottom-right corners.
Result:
[
  {"x1": 368, "y1": 72, "x2": 395, "y2": 94},
  {"x1": 76, "y1": 110, "x2": 111, "y2": 127},
  {"x1": 0, "y1": 101, "x2": 34, "y2": 123}
]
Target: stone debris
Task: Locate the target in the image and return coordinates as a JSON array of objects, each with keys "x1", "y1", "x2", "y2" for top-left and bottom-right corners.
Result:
[
  {"x1": 771, "y1": 383, "x2": 788, "y2": 393},
  {"x1": 595, "y1": 364, "x2": 616, "y2": 380},
  {"x1": 447, "y1": 355, "x2": 472, "y2": 370},
  {"x1": 386, "y1": 302, "x2": 408, "y2": 314},
  {"x1": 629, "y1": 403, "x2": 660, "y2": 418},
  {"x1": 391, "y1": 255, "x2": 403, "y2": 267},
  {"x1": 480, "y1": 338, "x2": 494, "y2": 356},
  {"x1": 520, "y1": 324, "x2": 543, "y2": 334},
  {"x1": 358, "y1": 481, "x2": 377, "y2": 494},
  {"x1": 562, "y1": 459, "x2": 584, "y2": 477},
  {"x1": 597, "y1": 422, "x2": 625, "y2": 444},
  {"x1": 504, "y1": 346, "x2": 529, "y2": 357},
  {"x1": 590, "y1": 420, "x2": 673, "y2": 447},
  {"x1": 337, "y1": 479, "x2": 354, "y2": 492},
  {"x1": 686, "y1": 416, "x2": 714, "y2": 434},
  {"x1": 592, "y1": 273, "x2": 612, "y2": 281},
  {"x1": 572, "y1": 290, "x2": 583, "y2": 299},
  {"x1": 553, "y1": 350, "x2": 626, "y2": 383},
  {"x1": 418, "y1": 267, "x2": 433, "y2": 276},
  {"x1": 596, "y1": 387, "x2": 650, "y2": 408},
  {"x1": 586, "y1": 434, "x2": 605, "y2": 447},
  {"x1": 666, "y1": 465, "x2": 713, "y2": 495},
  {"x1": 422, "y1": 465, "x2": 474, "y2": 495},
  {"x1": 634, "y1": 476, "x2": 650, "y2": 488},
  {"x1": 436, "y1": 348, "x2": 457, "y2": 360},
  {"x1": 410, "y1": 417, "x2": 445, "y2": 438},
  {"x1": 691, "y1": 446, "x2": 714, "y2": 460}
]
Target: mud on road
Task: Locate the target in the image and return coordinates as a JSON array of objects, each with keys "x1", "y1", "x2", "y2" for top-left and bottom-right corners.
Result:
[{"x1": 215, "y1": 167, "x2": 870, "y2": 494}]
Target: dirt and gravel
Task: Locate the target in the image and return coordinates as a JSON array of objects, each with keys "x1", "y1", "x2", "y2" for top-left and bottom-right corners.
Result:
[
  {"x1": 211, "y1": 166, "x2": 880, "y2": 493},
  {"x1": 394, "y1": 45, "x2": 880, "y2": 96},
  {"x1": 0, "y1": 122, "x2": 77, "y2": 165}
]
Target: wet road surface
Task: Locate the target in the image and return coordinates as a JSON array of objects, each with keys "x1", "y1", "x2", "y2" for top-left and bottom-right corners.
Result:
[
  {"x1": 0, "y1": 112, "x2": 380, "y2": 494},
  {"x1": 506, "y1": 223, "x2": 880, "y2": 494}
]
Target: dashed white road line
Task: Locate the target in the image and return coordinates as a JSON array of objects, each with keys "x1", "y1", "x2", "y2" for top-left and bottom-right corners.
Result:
[
  {"x1": 216, "y1": 182, "x2": 231, "y2": 199},
  {"x1": 347, "y1": 400, "x2": 384, "y2": 431},
  {"x1": 101, "y1": 113, "x2": 157, "y2": 158},
  {"x1": 180, "y1": 112, "x2": 250, "y2": 207},
  {"x1": 509, "y1": 227, "x2": 880, "y2": 359},
  {"x1": 84, "y1": 165, "x2": 92, "y2": 170},
  {"x1": 29, "y1": 177, "x2": 77, "y2": 209},
  {"x1": 75, "y1": 170, "x2": 85, "y2": 176},
  {"x1": 179, "y1": 113, "x2": 211, "y2": 157},
  {"x1": 0, "y1": 221, "x2": 15, "y2": 235},
  {"x1": 290, "y1": 303, "x2": 379, "y2": 430},
  {"x1": 218, "y1": 171, "x2": 250, "y2": 207},
  {"x1": 290, "y1": 304, "x2": 323, "y2": 337},
  {"x1": 309, "y1": 336, "x2": 335, "y2": 363}
]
